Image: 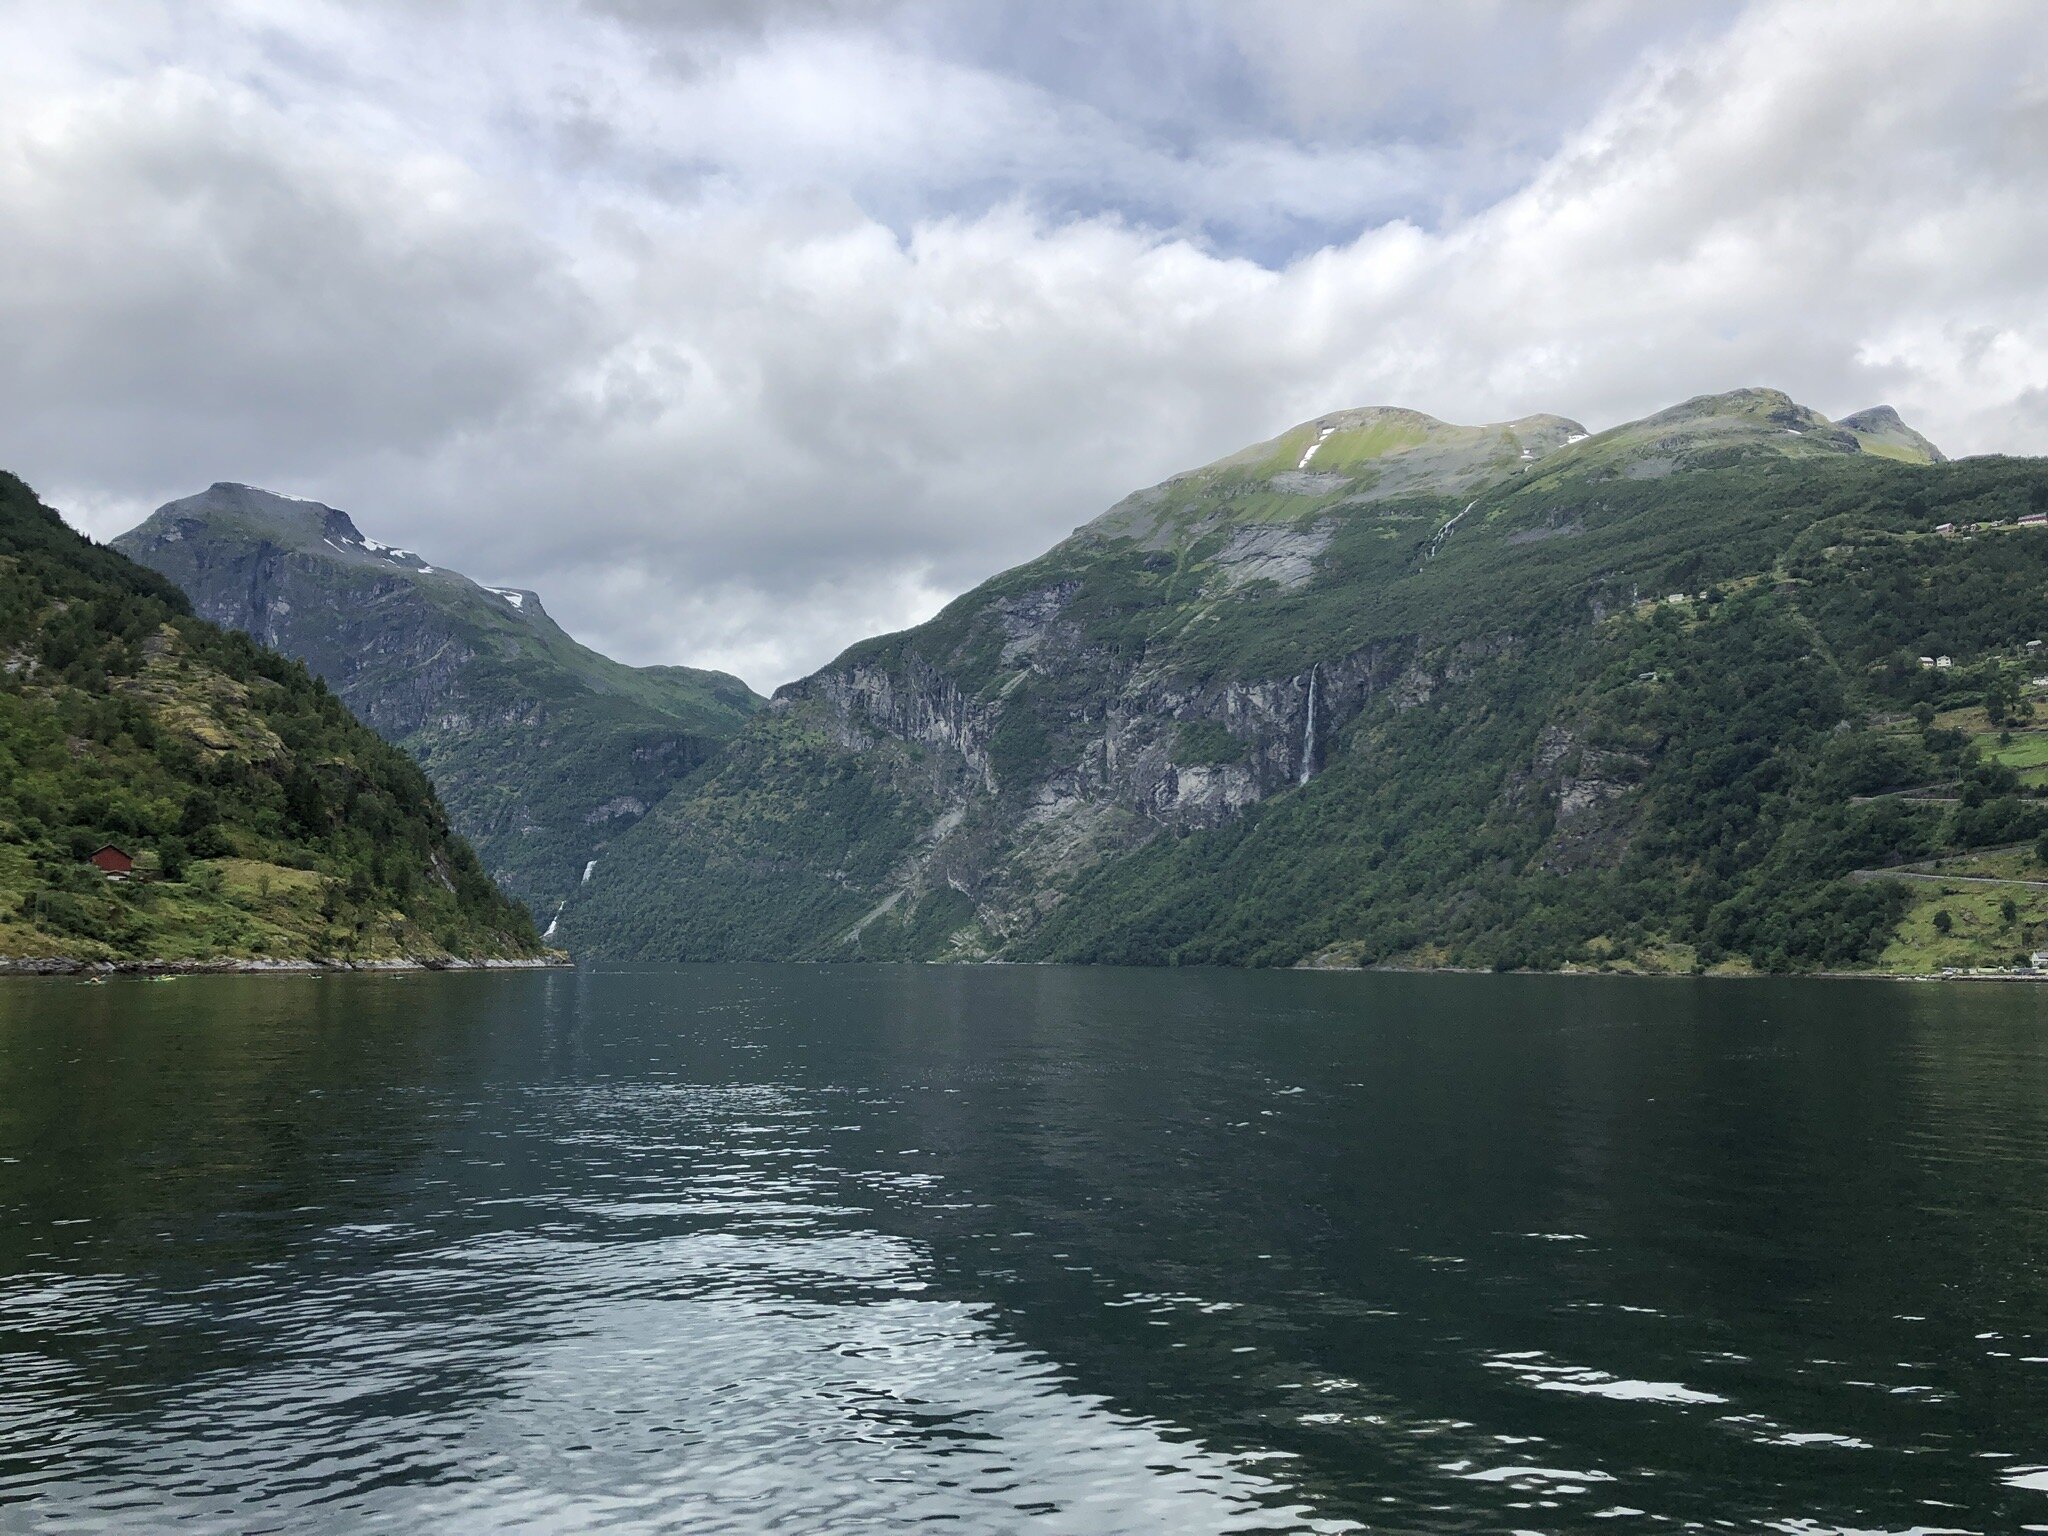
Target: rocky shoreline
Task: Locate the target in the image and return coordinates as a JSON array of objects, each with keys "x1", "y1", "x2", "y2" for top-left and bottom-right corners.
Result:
[
  {"x1": 13, "y1": 952, "x2": 2032, "y2": 983},
  {"x1": 1322, "y1": 960, "x2": 2048, "y2": 985},
  {"x1": 0, "y1": 954, "x2": 572, "y2": 977}
]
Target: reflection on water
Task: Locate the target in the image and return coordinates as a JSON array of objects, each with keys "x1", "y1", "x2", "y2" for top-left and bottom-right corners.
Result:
[{"x1": 2, "y1": 965, "x2": 2046, "y2": 1532}]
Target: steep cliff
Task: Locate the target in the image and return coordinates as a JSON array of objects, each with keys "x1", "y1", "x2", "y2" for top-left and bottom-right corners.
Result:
[
  {"x1": 566, "y1": 389, "x2": 2048, "y2": 973},
  {"x1": 116, "y1": 485, "x2": 761, "y2": 917}
]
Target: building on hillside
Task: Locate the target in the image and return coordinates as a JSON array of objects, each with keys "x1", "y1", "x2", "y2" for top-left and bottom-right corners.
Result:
[
  {"x1": 88, "y1": 845, "x2": 134, "y2": 879},
  {"x1": 1918, "y1": 656, "x2": 1937, "y2": 668},
  {"x1": 1936, "y1": 655, "x2": 1954, "y2": 669},
  {"x1": 2021, "y1": 513, "x2": 2048, "y2": 527},
  {"x1": 2032, "y1": 950, "x2": 2048, "y2": 971}
]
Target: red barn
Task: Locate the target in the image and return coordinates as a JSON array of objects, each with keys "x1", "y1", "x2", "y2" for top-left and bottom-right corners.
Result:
[{"x1": 88, "y1": 845, "x2": 134, "y2": 878}]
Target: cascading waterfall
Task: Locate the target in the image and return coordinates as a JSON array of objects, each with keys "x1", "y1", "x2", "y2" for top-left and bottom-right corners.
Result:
[
  {"x1": 1425, "y1": 498, "x2": 1478, "y2": 562},
  {"x1": 1299, "y1": 664, "x2": 1318, "y2": 786}
]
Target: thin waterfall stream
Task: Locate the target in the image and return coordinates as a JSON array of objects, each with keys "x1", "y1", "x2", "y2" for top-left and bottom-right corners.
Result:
[
  {"x1": 1299, "y1": 664, "x2": 1318, "y2": 786},
  {"x1": 1425, "y1": 498, "x2": 1478, "y2": 561}
]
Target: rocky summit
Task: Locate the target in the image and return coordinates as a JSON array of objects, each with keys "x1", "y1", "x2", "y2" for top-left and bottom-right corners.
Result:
[{"x1": 116, "y1": 485, "x2": 761, "y2": 919}]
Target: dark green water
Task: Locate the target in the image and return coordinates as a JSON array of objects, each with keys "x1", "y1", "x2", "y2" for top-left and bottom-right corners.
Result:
[{"x1": 2, "y1": 965, "x2": 2046, "y2": 1533}]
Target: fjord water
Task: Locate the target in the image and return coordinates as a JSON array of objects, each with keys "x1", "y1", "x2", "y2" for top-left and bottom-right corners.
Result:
[{"x1": 2, "y1": 968, "x2": 2046, "y2": 1533}]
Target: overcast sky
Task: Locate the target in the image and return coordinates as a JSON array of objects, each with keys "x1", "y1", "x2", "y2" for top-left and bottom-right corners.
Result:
[{"x1": 6, "y1": 1, "x2": 2047, "y2": 689}]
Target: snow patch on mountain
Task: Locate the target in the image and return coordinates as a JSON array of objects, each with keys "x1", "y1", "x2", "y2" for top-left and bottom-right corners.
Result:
[{"x1": 1296, "y1": 425, "x2": 1337, "y2": 470}]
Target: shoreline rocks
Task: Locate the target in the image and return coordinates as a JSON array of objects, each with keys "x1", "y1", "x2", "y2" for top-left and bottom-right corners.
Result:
[{"x1": 0, "y1": 953, "x2": 571, "y2": 977}]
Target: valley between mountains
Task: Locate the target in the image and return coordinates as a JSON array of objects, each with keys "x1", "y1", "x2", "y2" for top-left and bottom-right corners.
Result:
[{"x1": 115, "y1": 387, "x2": 2048, "y2": 976}]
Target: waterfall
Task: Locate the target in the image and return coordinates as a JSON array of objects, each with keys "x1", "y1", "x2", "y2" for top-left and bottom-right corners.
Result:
[
  {"x1": 1425, "y1": 498, "x2": 1478, "y2": 562},
  {"x1": 1299, "y1": 664, "x2": 1318, "y2": 786}
]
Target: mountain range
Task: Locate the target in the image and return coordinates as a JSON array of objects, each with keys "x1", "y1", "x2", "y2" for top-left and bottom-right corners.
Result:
[
  {"x1": 557, "y1": 386, "x2": 2048, "y2": 975},
  {"x1": 114, "y1": 484, "x2": 762, "y2": 922},
  {"x1": 0, "y1": 473, "x2": 543, "y2": 968},
  {"x1": 113, "y1": 386, "x2": 2048, "y2": 976}
]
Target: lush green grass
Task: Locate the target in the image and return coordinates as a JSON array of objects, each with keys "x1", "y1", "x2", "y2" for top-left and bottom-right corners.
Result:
[
  {"x1": 1978, "y1": 732, "x2": 2048, "y2": 771},
  {"x1": 1293, "y1": 417, "x2": 1434, "y2": 471},
  {"x1": 1885, "y1": 846, "x2": 2048, "y2": 881},
  {"x1": 1879, "y1": 883, "x2": 2048, "y2": 973}
]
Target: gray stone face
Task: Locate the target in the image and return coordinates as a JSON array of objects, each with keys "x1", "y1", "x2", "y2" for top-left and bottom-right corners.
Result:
[
  {"x1": 1211, "y1": 521, "x2": 1334, "y2": 591},
  {"x1": 1266, "y1": 470, "x2": 1350, "y2": 497}
]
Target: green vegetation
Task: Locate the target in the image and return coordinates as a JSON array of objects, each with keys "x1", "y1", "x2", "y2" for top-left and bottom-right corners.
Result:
[
  {"x1": 1980, "y1": 732, "x2": 2048, "y2": 772},
  {"x1": 564, "y1": 389, "x2": 2048, "y2": 976},
  {"x1": 1881, "y1": 883, "x2": 2048, "y2": 973},
  {"x1": 0, "y1": 473, "x2": 542, "y2": 965},
  {"x1": 571, "y1": 708, "x2": 924, "y2": 960},
  {"x1": 1018, "y1": 457, "x2": 2048, "y2": 973},
  {"x1": 115, "y1": 484, "x2": 761, "y2": 916},
  {"x1": 1175, "y1": 719, "x2": 1245, "y2": 766}
]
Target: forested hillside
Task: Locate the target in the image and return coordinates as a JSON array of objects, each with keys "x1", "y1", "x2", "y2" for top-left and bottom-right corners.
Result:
[
  {"x1": 563, "y1": 389, "x2": 2048, "y2": 975},
  {"x1": 0, "y1": 474, "x2": 544, "y2": 967},
  {"x1": 116, "y1": 484, "x2": 761, "y2": 919}
]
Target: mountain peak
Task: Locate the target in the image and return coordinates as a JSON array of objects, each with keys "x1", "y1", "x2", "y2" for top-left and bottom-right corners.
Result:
[
  {"x1": 111, "y1": 488, "x2": 765, "y2": 914},
  {"x1": 1517, "y1": 385, "x2": 1913, "y2": 487},
  {"x1": 484, "y1": 586, "x2": 546, "y2": 618},
  {"x1": 1085, "y1": 385, "x2": 1954, "y2": 554},
  {"x1": 1595, "y1": 388, "x2": 1944, "y2": 466},
  {"x1": 1089, "y1": 403, "x2": 1591, "y2": 547},
  {"x1": 1835, "y1": 405, "x2": 1946, "y2": 464},
  {"x1": 1638, "y1": 386, "x2": 1831, "y2": 433},
  {"x1": 134, "y1": 483, "x2": 442, "y2": 571},
  {"x1": 184, "y1": 480, "x2": 337, "y2": 525}
]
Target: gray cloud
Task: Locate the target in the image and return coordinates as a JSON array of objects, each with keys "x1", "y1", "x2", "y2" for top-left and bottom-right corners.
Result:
[{"x1": 2, "y1": 0, "x2": 2045, "y2": 689}]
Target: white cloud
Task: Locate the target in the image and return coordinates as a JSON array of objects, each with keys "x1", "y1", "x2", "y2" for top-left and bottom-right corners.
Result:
[
  {"x1": 1, "y1": 0, "x2": 2044, "y2": 689},
  {"x1": 0, "y1": 60, "x2": 591, "y2": 489}
]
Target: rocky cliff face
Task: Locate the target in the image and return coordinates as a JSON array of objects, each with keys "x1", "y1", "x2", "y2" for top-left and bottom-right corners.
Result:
[
  {"x1": 562, "y1": 386, "x2": 2006, "y2": 972},
  {"x1": 154, "y1": 531, "x2": 484, "y2": 739},
  {"x1": 771, "y1": 597, "x2": 1527, "y2": 955},
  {"x1": 116, "y1": 484, "x2": 761, "y2": 914}
]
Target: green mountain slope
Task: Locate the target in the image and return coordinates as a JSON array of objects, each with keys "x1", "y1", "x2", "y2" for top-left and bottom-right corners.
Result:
[
  {"x1": 564, "y1": 388, "x2": 2048, "y2": 975},
  {"x1": 0, "y1": 473, "x2": 543, "y2": 967},
  {"x1": 116, "y1": 485, "x2": 762, "y2": 919}
]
